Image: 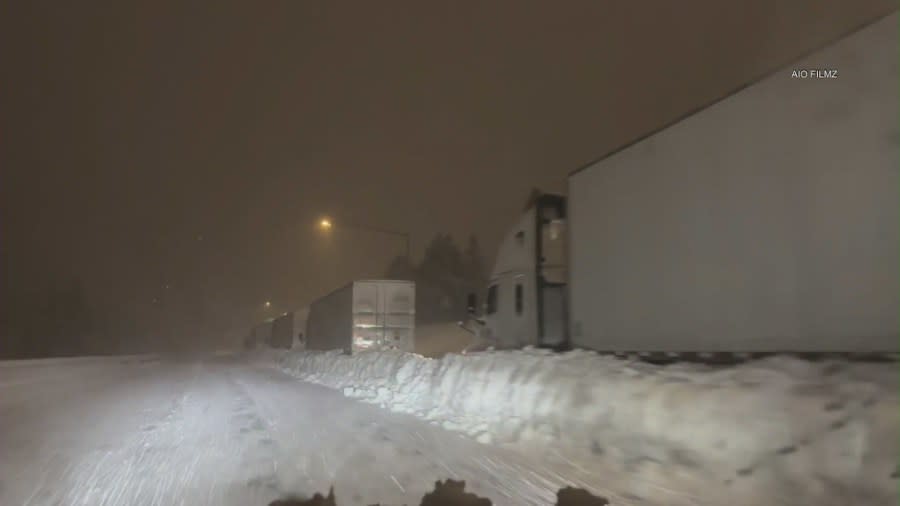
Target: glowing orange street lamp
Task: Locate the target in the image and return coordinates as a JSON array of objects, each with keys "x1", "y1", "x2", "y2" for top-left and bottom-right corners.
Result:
[{"x1": 315, "y1": 216, "x2": 409, "y2": 260}]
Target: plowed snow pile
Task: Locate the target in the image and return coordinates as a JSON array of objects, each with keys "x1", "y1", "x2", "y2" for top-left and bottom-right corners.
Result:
[{"x1": 276, "y1": 348, "x2": 899, "y2": 505}]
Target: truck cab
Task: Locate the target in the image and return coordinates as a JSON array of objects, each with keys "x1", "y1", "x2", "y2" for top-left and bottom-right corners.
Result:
[{"x1": 474, "y1": 194, "x2": 568, "y2": 349}]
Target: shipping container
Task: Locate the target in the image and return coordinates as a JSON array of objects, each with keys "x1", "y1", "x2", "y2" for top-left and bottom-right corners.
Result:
[{"x1": 306, "y1": 280, "x2": 415, "y2": 354}]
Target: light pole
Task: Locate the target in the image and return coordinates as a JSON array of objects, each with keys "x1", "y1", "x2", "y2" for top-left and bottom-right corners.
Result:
[
  {"x1": 317, "y1": 216, "x2": 411, "y2": 260},
  {"x1": 256, "y1": 300, "x2": 274, "y2": 324}
]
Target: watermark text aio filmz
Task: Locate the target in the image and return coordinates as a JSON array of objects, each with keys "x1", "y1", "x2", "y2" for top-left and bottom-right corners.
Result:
[{"x1": 791, "y1": 68, "x2": 838, "y2": 79}]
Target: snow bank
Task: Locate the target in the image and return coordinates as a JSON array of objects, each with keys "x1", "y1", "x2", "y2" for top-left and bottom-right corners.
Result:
[
  {"x1": 245, "y1": 346, "x2": 290, "y2": 363},
  {"x1": 277, "y1": 348, "x2": 899, "y2": 504}
]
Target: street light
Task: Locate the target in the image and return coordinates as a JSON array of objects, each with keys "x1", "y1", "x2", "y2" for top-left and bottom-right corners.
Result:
[
  {"x1": 316, "y1": 216, "x2": 410, "y2": 260},
  {"x1": 264, "y1": 301, "x2": 272, "y2": 308}
]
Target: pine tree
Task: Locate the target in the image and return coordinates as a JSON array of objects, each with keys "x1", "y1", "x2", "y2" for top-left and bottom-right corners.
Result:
[
  {"x1": 385, "y1": 232, "x2": 489, "y2": 323},
  {"x1": 463, "y1": 234, "x2": 488, "y2": 294},
  {"x1": 384, "y1": 255, "x2": 415, "y2": 280},
  {"x1": 415, "y1": 234, "x2": 464, "y2": 322}
]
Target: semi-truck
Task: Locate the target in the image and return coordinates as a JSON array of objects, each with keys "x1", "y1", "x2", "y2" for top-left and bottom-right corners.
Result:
[
  {"x1": 270, "y1": 307, "x2": 309, "y2": 350},
  {"x1": 250, "y1": 320, "x2": 274, "y2": 349},
  {"x1": 306, "y1": 280, "x2": 415, "y2": 354},
  {"x1": 468, "y1": 13, "x2": 898, "y2": 355}
]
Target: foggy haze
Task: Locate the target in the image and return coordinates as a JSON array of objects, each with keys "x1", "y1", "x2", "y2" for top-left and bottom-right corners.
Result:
[{"x1": 1, "y1": 1, "x2": 894, "y2": 355}]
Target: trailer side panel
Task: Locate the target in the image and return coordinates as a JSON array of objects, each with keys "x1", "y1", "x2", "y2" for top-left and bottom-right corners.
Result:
[
  {"x1": 569, "y1": 14, "x2": 898, "y2": 352},
  {"x1": 270, "y1": 313, "x2": 295, "y2": 349},
  {"x1": 307, "y1": 284, "x2": 354, "y2": 353}
]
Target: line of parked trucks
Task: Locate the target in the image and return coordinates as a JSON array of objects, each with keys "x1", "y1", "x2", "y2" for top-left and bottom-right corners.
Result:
[
  {"x1": 247, "y1": 14, "x2": 897, "y2": 358},
  {"x1": 245, "y1": 280, "x2": 416, "y2": 354},
  {"x1": 466, "y1": 14, "x2": 897, "y2": 356}
]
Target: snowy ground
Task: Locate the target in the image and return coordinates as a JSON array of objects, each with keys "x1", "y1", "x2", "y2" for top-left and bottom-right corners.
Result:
[
  {"x1": 3, "y1": 351, "x2": 895, "y2": 506},
  {"x1": 1, "y1": 353, "x2": 635, "y2": 506},
  {"x1": 275, "y1": 348, "x2": 900, "y2": 506}
]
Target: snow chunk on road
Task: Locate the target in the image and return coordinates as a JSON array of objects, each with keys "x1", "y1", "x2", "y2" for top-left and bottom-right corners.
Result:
[{"x1": 276, "y1": 348, "x2": 899, "y2": 504}]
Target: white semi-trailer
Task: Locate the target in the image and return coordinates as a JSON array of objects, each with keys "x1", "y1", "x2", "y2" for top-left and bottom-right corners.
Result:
[
  {"x1": 250, "y1": 320, "x2": 274, "y2": 349},
  {"x1": 306, "y1": 280, "x2": 415, "y2": 354},
  {"x1": 470, "y1": 13, "x2": 898, "y2": 355},
  {"x1": 270, "y1": 307, "x2": 309, "y2": 350}
]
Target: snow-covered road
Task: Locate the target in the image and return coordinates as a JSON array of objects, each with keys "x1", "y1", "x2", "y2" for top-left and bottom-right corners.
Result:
[{"x1": 0, "y1": 355, "x2": 624, "y2": 506}]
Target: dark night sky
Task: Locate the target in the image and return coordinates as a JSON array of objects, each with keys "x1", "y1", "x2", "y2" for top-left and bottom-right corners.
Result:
[{"x1": 1, "y1": 1, "x2": 894, "y2": 343}]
